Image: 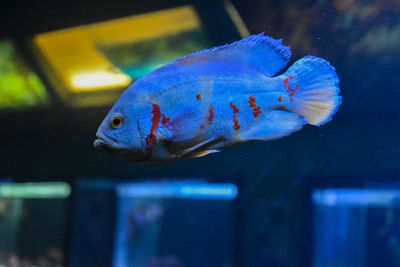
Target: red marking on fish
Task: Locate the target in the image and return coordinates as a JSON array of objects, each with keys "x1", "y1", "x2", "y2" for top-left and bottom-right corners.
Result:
[
  {"x1": 145, "y1": 104, "x2": 161, "y2": 148},
  {"x1": 252, "y1": 106, "x2": 261, "y2": 117},
  {"x1": 248, "y1": 96, "x2": 256, "y2": 107},
  {"x1": 278, "y1": 96, "x2": 283, "y2": 102},
  {"x1": 283, "y1": 76, "x2": 299, "y2": 103},
  {"x1": 248, "y1": 95, "x2": 261, "y2": 118},
  {"x1": 199, "y1": 124, "x2": 205, "y2": 131},
  {"x1": 208, "y1": 105, "x2": 215, "y2": 124},
  {"x1": 161, "y1": 114, "x2": 170, "y2": 125},
  {"x1": 230, "y1": 102, "x2": 240, "y2": 130},
  {"x1": 196, "y1": 94, "x2": 201, "y2": 100},
  {"x1": 230, "y1": 102, "x2": 239, "y2": 113},
  {"x1": 282, "y1": 76, "x2": 293, "y2": 88},
  {"x1": 232, "y1": 118, "x2": 240, "y2": 130}
]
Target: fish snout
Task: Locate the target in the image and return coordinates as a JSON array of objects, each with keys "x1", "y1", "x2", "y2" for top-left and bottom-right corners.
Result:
[
  {"x1": 94, "y1": 138, "x2": 108, "y2": 152},
  {"x1": 94, "y1": 133, "x2": 116, "y2": 154},
  {"x1": 94, "y1": 131, "x2": 148, "y2": 161}
]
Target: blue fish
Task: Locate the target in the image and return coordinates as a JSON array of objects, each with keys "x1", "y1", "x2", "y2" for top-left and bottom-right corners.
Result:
[{"x1": 94, "y1": 33, "x2": 341, "y2": 161}]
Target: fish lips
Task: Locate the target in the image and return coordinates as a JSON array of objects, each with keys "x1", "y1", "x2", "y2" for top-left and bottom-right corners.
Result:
[
  {"x1": 94, "y1": 139, "x2": 115, "y2": 154},
  {"x1": 94, "y1": 133, "x2": 117, "y2": 153},
  {"x1": 94, "y1": 133, "x2": 148, "y2": 161}
]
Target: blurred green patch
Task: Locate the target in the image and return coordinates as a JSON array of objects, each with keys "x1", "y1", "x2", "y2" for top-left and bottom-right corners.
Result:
[
  {"x1": 99, "y1": 30, "x2": 210, "y2": 80},
  {"x1": 0, "y1": 40, "x2": 48, "y2": 109}
]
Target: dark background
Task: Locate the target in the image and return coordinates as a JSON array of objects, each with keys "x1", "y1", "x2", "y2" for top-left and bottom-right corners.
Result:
[{"x1": 0, "y1": 0, "x2": 399, "y2": 266}]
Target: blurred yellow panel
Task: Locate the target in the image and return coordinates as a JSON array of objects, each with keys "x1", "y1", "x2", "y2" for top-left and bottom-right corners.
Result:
[
  {"x1": 33, "y1": 5, "x2": 207, "y2": 107},
  {"x1": 88, "y1": 6, "x2": 200, "y2": 45}
]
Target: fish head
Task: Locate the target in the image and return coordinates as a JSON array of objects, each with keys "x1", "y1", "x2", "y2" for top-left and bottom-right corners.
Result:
[{"x1": 94, "y1": 98, "x2": 148, "y2": 161}]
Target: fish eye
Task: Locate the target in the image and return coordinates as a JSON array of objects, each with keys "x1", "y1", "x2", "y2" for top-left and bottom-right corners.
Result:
[{"x1": 110, "y1": 115, "x2": 123, "y2": 129}]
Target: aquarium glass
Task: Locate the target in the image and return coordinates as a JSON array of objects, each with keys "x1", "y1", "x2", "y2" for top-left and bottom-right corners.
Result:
[{"x1": 1, "y1": 0, "x2": 400, "y2": 266}]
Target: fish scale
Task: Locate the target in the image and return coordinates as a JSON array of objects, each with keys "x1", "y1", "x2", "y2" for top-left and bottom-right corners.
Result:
[{"x1": 155, "y1": 78, "x2": 266, "y2": 138}]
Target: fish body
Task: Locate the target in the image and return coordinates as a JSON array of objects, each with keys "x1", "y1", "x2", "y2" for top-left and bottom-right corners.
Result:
[{"x1": 94, "y1": 33, "x2": 341, "y2": 161}]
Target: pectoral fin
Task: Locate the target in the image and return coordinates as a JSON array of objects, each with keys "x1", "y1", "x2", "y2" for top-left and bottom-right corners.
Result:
[
  {"x1": 175, "y1": 137, "x2": 222, "y2": 158},
  {"x1": 191, "y1": 149, "x2": 221, "y2": 158},
  {"x1": 242, "y1": 110, "x2": 306, "y2": 141},
  {"x1": 160, "y1": 109, "x2": 203, "y2": 142}
]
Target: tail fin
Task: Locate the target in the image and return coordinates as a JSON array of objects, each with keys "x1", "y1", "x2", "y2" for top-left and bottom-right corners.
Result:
[{"x1": 282, "y1": 56, "x2": 341, "y2": 126}]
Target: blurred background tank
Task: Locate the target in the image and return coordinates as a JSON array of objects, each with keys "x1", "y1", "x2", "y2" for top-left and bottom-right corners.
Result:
[
  {"x1": 313, "y1": 189, "x2": 400, "y2": 267},
  {"x1": 69, "y1": 180, "x2": 237, "y2": 267},
  {"x1": 0, "y1": 183, "x2": 70, "y2": 267},
  {"x1": 114, "y1": 182, "x2": 238, "y2": 267}
]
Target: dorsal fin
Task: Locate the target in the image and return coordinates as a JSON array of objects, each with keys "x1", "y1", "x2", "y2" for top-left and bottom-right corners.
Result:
[
  {"x1": 131, "y1": 33, "x2": 292, "y2": 96},
  {"x1": 172, "y1": 33, "x2": 291, "y2": 77}
]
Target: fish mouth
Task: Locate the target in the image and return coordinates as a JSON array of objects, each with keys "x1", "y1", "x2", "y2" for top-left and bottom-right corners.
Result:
[
  {"x1": 94, "y1": 133, "x2": 117, "y2": 154},
  {"x1": 94, "y1": 133, "x2": 149, "y2": 161}
]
